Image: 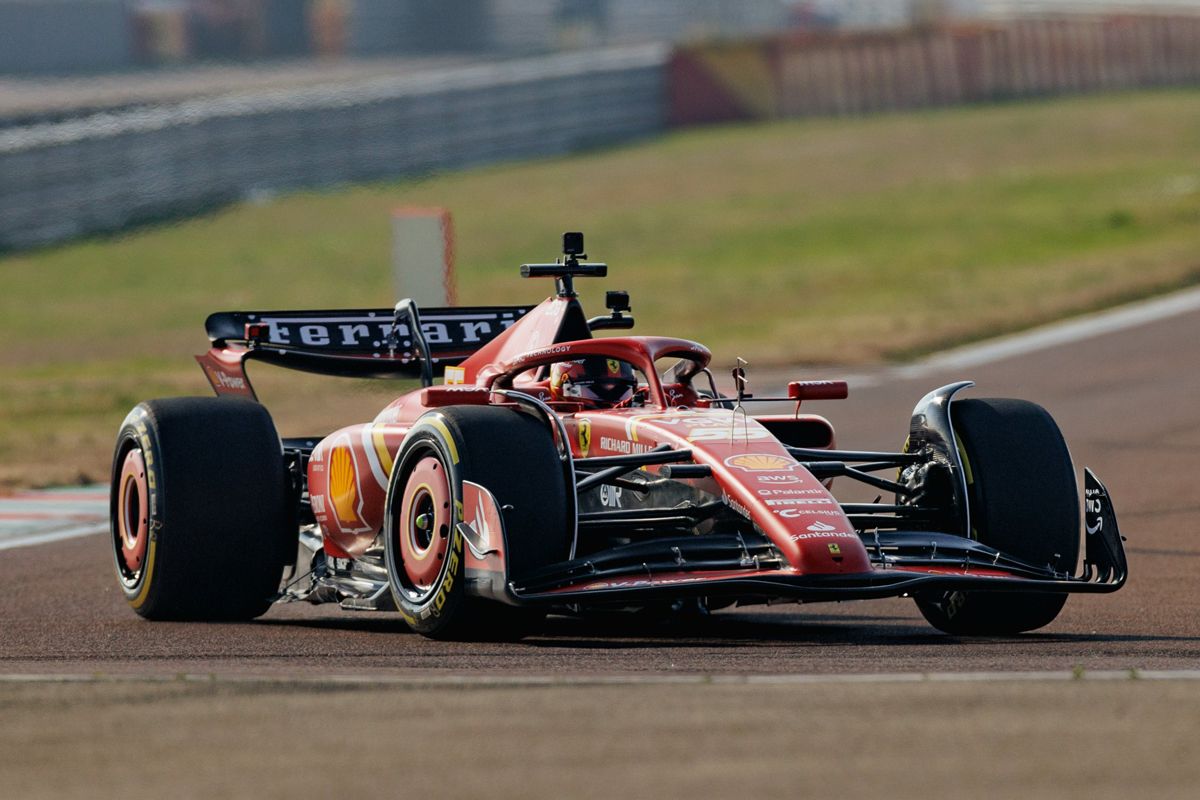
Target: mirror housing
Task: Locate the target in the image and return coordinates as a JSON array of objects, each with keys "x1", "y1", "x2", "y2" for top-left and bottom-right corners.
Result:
[{"x1": 788, "y1": 380, "x2": 849, "y2": 401}]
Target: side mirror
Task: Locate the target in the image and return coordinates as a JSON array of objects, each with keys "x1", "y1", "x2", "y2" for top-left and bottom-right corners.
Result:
[{"x1": 788, "y1": 381, "x2": 849, "y2": 401}]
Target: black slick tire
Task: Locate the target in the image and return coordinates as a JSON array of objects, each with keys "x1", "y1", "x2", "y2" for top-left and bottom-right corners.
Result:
[
  {"x1": 384, "y1": 406, "x2": 569, "y2": 640},
  {"x1": 109, "y1": 397, "x2": 293, "y2": 620},
  {"x1": 916, "y1": 398, "x2": 1080, "y2": 635}
]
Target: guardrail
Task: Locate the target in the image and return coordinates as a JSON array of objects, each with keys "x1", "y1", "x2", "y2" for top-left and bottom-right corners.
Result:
[
  {"x1": 0, "y1": 45, "x2": 667, "y2": 251},
  {"x1": 6, "y1": 14, "x2": 1200, "y2": 252}
]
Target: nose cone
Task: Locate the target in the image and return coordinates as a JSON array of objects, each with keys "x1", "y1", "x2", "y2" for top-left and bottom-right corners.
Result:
[{"x1": 718, "y1": 451, "x2": 871, "y2": 574}]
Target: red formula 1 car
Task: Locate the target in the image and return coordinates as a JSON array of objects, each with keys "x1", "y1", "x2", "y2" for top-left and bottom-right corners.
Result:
[{"x1": 109, "y1": 234, "x2": 1127, "y2": 638}]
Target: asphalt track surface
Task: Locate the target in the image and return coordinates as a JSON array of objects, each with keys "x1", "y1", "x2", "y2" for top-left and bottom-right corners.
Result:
[{"x1": 3, "y1": 302, "x2": 1197, "y2": 678}]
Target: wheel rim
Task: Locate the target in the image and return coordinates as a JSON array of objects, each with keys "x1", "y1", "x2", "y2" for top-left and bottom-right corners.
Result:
[
  {"x1": 114, "y1": 447, "x2": 149, "y2": 580},
  {"x1": 396, "y1": 455, "x2": 452, "y2": 594}
]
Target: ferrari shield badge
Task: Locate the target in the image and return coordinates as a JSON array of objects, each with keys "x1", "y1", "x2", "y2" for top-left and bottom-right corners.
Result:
[{"x1": 577, "y1": 417, "x2": 592, "y2": 457}]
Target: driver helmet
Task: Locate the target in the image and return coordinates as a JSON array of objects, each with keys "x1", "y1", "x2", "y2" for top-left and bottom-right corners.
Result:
[{"x1": 549, "y1": 356, "x2": 638, "y2": 408}]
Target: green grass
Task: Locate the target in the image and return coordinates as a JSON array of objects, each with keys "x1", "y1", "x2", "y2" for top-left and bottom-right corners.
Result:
[{"x1": 3, "y1": 88, "x2": 1200, "y2": 489}]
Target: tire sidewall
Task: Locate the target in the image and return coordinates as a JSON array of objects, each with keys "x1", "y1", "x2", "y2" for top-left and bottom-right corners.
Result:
[
  {"x1": 916, "y1": 397, "x2": 1076, "y2": 634},
  {"x1": 110, "y1": 404, "x2": 167, "y2": 612},
  {"x1": 108, "y1": 397, "x2": 292, "y2": 621},
  {"x1": 384, "y1": 418, "x2": 468, "y2": 634}
]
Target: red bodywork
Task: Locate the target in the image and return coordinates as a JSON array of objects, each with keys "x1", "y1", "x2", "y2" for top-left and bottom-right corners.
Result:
[
  {"x1": 196, "y1": 288, "x2": 1124, "y2": 606},
  {"x1": 292, "y1": 293, "x2": 869, "y2": 581}
]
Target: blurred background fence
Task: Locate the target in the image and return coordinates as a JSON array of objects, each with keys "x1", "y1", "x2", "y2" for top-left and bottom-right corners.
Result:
[
  {"x1": 671, "y1": 14, "x2": 1200, "y2": 123},
  {"x1": 0, "y1": 0, "x2": 791, "y2": 74},
  {"x1": 3, "y1": 10, "x2": 1200, "y2": 251},
  {"x1": 0, "y1": 45, "x2": 666, "y2": 250},
  {"x1": 3, "y1": 1, "x2": 1199, "y2": 75}
]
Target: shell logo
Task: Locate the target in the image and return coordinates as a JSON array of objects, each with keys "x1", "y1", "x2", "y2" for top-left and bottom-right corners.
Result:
[
  {"x1": 329, "y1": 446, "x2": 363, "y2": 529},
  {"x1": 725, "y1": 453, "x2": 798, "y2": 472}
]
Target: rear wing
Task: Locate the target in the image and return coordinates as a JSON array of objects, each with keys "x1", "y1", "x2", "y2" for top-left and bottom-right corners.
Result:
[{"x1": 196, "y1": 303, "x2": 533, "y2": 399}]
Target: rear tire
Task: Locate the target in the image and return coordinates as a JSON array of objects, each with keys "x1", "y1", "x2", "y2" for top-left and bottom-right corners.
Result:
[
  {"x1": 915, "y1": 398, "x2": 1079, "y2": 635},
  {"x1": 384, "y1": 406, "x2": 570, "y2": 640},
  {"x1": 109, "y1": 398, "x2": 293, "y2": 620}
]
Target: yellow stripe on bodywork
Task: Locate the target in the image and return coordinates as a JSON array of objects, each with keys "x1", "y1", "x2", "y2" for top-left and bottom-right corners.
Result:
[{"x1": 372, "y1": 428, "x2": 395, "y2": 476}]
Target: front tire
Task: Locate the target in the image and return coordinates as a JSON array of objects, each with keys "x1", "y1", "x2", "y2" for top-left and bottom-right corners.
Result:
[
  {"x1": 109, "y1": 398, "x2": 293, "y2": 620},
  {"x1": 916, "y1": 398, "x2": 1080, "y2": 635},
  {"x1": 384, "y1": 406, "x2": 570, "y2": 639}
]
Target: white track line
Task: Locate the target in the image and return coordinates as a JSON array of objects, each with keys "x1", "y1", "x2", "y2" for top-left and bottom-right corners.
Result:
[
  {"x1": 891, "y1": 284, "x2": 1200, "y2": 381},
  {"x1": 0, "y1": 522, "x2": 108, "y2": 552},
  {"x1": 1, "y1": 669, "x2": 1199, "y2": 687}
]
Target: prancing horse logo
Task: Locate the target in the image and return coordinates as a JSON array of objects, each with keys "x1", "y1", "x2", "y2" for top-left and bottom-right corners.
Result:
[{"x1": 577, "y1": 418, "x2": 592, "y2": 457}]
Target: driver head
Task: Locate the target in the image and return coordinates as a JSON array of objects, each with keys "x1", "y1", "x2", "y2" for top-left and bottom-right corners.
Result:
[{"x1": 549, "y1": 356, "x2": 637, "y2": 408}]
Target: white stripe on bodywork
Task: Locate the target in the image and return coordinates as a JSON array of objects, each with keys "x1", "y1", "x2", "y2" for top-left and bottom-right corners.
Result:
[{"x1": 359, "y1": 424, "x2": 389, "y2": 489}]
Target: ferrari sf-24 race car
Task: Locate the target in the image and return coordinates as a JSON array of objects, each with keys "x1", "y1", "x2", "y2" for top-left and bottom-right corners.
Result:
[{"x1": 109, "y1": 234, "x2": 1127, "y2": 638}]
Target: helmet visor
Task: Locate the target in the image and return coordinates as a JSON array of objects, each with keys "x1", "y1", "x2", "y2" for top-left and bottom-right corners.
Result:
[{"x1": 558, "y1": 356, "x2": 638, "y2": 405}]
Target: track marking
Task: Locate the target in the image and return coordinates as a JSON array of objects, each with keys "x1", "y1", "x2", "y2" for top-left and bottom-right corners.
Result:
[
  {"x1": 9, "y1": 491, "x2": 106, "y2": 502},
  {"x1": 889, "y1": 285, "x2": 1200, "y2": 382},
  {"x1": 0, "y1": 522, "x2": 108, "y2": 552},
  {"x1": 759, "y1": 285, "x2": 1200, "y2": 392},
  {"x1": 0, "y1": 512, "x2": 103, "y2": 521},
  {"x1": 0, "y1": 486, "x2": 107, "y2": 551},
  {"x1": 1, "y1": 669, "x2": 1198, "y2": 688}
]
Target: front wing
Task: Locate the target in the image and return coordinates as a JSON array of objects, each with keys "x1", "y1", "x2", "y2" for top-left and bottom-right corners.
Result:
[{"x1": 492, "y1": 469, "x2": 1127, "y2": 607}]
